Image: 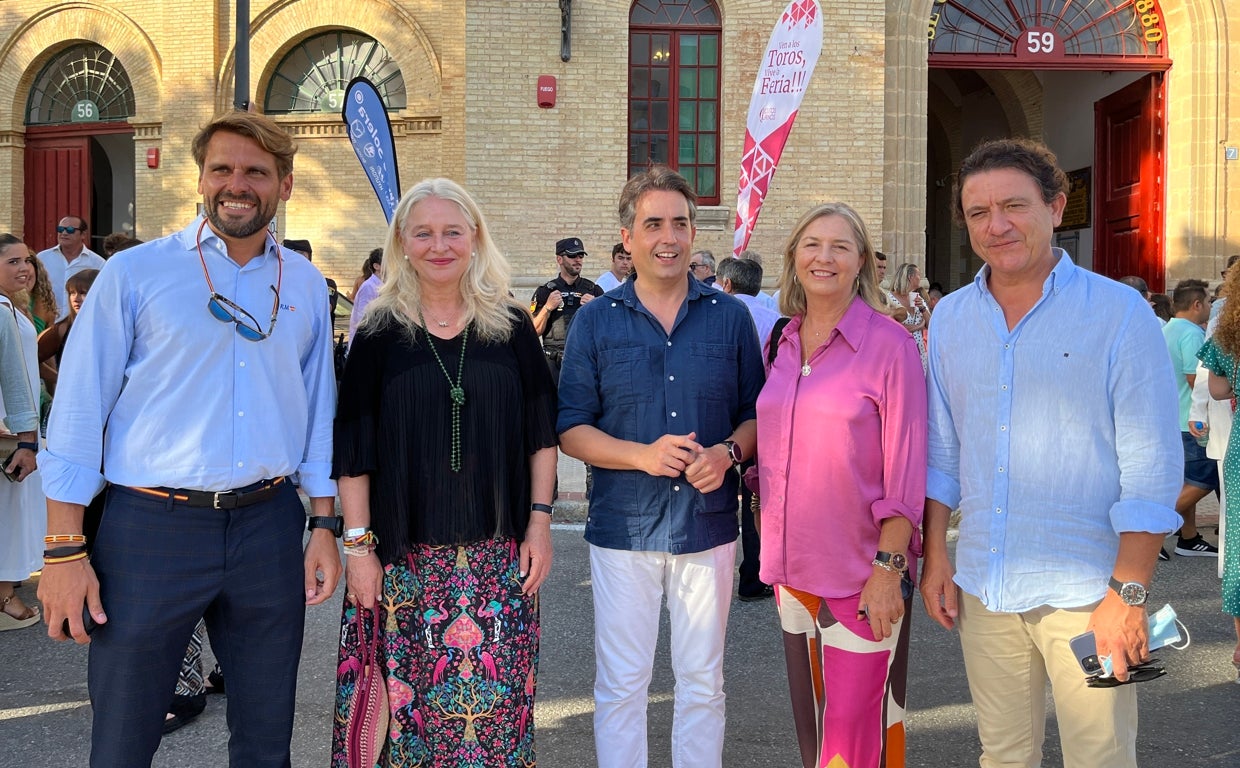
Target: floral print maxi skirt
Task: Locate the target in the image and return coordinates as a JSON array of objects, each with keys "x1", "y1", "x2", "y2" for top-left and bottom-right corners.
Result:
[{"x1": 332, "y1": 537, "x2": 540, "y2": 767}]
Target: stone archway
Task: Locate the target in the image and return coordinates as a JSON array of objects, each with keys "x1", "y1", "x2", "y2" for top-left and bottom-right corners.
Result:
[
  {"x1": 218, "y1": 0, "x2": 441, "y2": 117},
  {"x1": 0, "y1": 5, "x2": 162, "y2": 238}
]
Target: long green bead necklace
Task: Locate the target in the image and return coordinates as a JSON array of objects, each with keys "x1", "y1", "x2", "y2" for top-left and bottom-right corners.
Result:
[{"x1": 418, "y1": 309, "x2": 469, "y2": 472}]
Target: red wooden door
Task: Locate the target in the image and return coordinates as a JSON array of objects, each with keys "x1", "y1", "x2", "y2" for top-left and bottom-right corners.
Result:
[
  {"x1": 1093, "y1": 73, "x2": 1165, "y2": 291},
  {"x1": 23, "y1": 134, "x2": 91, "y2": 253}
]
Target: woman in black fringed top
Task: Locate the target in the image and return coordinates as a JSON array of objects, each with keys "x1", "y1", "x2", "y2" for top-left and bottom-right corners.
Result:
[{"x1": 330, "y1": 178, "x2": 559, "y2": 768}]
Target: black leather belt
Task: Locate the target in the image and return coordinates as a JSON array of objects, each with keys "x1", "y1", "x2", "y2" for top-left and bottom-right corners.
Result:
[{"x1": 125, "y1": 476, "x2": 287, "y2": 509}]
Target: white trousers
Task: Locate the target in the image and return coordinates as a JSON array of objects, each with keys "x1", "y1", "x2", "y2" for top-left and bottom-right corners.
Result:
[{"x1": 590, "y1": 541, "x2": 737, "y2": 768}]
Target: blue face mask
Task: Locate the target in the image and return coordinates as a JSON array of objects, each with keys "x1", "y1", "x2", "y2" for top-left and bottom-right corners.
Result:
[
  {"x1": 1147, "y1": 603, "x2": 1189, "y2": 652},
  {"x1": 1096, "y1": 604, "x2": 1188, "y2": 678}
]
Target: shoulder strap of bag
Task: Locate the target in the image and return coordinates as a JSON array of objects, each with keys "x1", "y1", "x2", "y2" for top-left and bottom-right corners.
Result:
[{"x1": 767, "y1": 316, "x2": 792, "y2": 367}]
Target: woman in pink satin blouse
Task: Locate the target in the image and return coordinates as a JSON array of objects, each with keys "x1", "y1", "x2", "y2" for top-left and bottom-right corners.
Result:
[{"x1": 756, "y1": 202, "x2": 927, "y2": 768}]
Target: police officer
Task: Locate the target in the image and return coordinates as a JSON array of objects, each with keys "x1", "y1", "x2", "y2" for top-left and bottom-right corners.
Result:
[{"x1": 531, "y1": 237, "x2": 603, "y2": 382}]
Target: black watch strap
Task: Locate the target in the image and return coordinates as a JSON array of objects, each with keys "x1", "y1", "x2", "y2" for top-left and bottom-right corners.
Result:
[{"x1": 307, "y1": 515, "x2": 343, "y2": 538}]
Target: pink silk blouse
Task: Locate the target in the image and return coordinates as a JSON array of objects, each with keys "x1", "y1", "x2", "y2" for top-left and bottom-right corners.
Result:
[{"x1": 756, "y1": 297, "x2": 928, "y2": 598}]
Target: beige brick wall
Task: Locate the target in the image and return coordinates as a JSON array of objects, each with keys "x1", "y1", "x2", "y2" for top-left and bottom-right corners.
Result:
[
  {"x1": 466, "y1": 1, "x2": 889, "y2": 291},
  {"x1": 0, "y1": 0, "x2": 1235, "y2": 292}
]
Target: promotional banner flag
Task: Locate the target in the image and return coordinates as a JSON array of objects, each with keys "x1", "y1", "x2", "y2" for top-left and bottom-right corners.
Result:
[
  {"x1": 733, "y1": 0, "x2": 823, "y2": 256},
  {"x1": 342, "y1": 77, "x2": 401, "y2": 223}
]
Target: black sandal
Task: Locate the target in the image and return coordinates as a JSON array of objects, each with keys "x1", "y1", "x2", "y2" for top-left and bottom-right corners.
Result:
[
  {"x1": 163, "y1": 693, "x2": 206, "y2": 734},
  {"x1": 204, "y1": 664, "x2": 225, "y2": 695}
]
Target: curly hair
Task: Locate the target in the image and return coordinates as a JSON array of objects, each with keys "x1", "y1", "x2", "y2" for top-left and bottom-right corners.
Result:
[
  {"x1": 1212, "y1": 266, "x2": 1240, "y2": 357},
  {"x1": 952, "y1": 138, "x2": 1068, "y2": 227},
  {"x1": 24, "y1": 250, "x2": 58, "y2": 321}
]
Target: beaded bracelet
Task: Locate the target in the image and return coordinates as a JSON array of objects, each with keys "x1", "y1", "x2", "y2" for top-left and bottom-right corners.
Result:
[
  {"x1": 45, "y1": 534, "x2": 88, "y2": 544},
  {"x1": 43, "y1": 551, "x2": 89, "y2": 565}
]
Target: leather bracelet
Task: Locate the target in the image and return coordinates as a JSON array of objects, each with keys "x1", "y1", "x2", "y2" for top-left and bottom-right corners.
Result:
[
  {"x1": 44, "y1": 544, "x2": 88, "y2": 559},
  {"x1": 44, "y1": 551, "x2": 89, "y2": 565},
  {"x1": 16, "y1": 441, "x2": 37, "y2": 453},
  {"x1": 531, "y1": 502, "x2": 554, "y2": 517}
]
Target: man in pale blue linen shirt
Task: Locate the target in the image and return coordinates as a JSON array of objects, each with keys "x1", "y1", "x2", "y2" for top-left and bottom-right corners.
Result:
[
  {"x1": 920, "y1": 138, "x2": 1181, "y2": 768},
  {"x1": 37, "y1": 111, "x2": 342, "y2": 768}
]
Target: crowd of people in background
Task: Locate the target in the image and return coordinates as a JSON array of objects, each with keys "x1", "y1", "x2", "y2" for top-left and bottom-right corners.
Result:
[{"x1": 1, "y1": 112, "x2": 1237, "y2": 768}]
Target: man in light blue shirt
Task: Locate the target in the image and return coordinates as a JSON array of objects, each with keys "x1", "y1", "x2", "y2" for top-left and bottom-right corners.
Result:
[
  {"x1": 38, "y1": 112, "x2": 341, "y2": 768},
  {"x1": 1162, "y1": 279, "x2": 1219, "y2": 558},
  {"x1": 921, "y1": 138, "x2": 1181, "y2": 768}
]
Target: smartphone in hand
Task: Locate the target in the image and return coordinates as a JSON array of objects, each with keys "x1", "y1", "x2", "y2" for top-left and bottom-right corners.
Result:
[{"x1": 1069, "y1": 630, "x2": 1106, "y2": 677}]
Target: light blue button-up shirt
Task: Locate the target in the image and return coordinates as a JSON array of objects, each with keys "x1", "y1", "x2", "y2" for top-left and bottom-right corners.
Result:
[
  {"x1": 42, "y1": 218, "x2": 337, "y2": 504},
  {"x1": 926, "y1": 251, "x2": 1181, "y2": 612}
]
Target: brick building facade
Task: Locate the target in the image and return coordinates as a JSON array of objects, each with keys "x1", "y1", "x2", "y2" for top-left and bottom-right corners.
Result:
[{"x1": 0, "y1": 1, "x2": 1236, "y2": 293}]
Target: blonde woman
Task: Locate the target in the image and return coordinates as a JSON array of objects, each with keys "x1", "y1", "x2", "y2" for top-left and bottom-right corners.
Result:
[
  {"x1": 758, "y1": 204, "x2": 927, "y2": 767},
  {"x1": 332, "y1": 178, "x2": 558, "y2": 766},
  {"x1": 889, "y1": 262, "x2": 929, "y2": 374}
]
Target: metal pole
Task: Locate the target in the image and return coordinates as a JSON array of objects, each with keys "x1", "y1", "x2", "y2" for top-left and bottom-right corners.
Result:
[
  {"x1": 560, "y1": 0, "x2": 572, "y2": 62},
  {"x1": 234, "y1": 0, "x2": 250, "y2": 110}
]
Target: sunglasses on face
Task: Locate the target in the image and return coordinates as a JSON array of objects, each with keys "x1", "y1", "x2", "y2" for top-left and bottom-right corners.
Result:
[{"x1": 56, "y1": 226, "x2": 83, "y2": 234}]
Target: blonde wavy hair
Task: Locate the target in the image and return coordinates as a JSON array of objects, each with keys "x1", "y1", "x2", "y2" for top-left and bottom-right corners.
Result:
[
  {"x1": 776, "y1": 202, "x2": 893, "y2": 319},
  {"x1": 360, "y1": 178, "x2": 521, "y2": 344}
]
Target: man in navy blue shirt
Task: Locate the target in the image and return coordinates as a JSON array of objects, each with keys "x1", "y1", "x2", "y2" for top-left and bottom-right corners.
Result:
[{"x1": 558, "y1": 166, "x2": 763, "y2": 768}]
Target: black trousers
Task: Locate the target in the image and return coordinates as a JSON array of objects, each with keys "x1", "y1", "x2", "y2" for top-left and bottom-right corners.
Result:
[
  {"x1": 87, "y1": 483, "x2": 307, "y2": 768},
  {"x1": 737, "y1": 459, "x2": 766, "y2": 596}
]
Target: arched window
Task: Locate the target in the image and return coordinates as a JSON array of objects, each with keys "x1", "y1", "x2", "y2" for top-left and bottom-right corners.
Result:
[
  {"x1": 630, "y1": 0, "x2": 722, "y2": 204},
  {"x1": 264, "y1": 30, "x2": 406, "y2": 114},
  {"x1": 928, "y1": 0, "x2": 1170, "y2": 70},
  {"x1": 26, "y1": 44, "x2": 136, "y2": 125}
]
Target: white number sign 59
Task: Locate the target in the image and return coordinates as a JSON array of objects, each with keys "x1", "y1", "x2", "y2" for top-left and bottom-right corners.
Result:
[{"x1": 1026, "y1": 30, "x2": 1056, "y2": 54}]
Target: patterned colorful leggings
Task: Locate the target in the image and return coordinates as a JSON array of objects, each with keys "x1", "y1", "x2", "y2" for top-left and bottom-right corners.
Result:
[{"x1": 775, "y1": 585, "x2": 912, "y2": 768}]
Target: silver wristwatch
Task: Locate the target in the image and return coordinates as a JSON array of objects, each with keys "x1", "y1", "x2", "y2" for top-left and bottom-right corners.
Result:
[{"x1": 1108, "y1": 576, "x2": 1148, "y2": 606}]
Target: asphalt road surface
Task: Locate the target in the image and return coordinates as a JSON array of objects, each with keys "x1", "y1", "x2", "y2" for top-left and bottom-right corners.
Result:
[{"x1": 2, "y1": 524, "x2": 1236, "y2": 767}]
